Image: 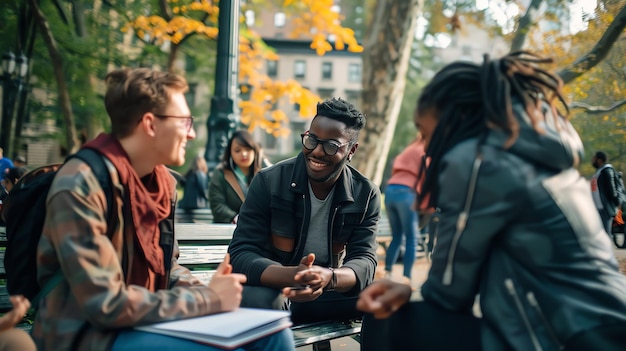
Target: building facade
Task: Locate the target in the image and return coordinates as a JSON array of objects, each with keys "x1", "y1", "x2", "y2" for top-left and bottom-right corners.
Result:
[{"x1": 244, "y1": 1, "x2": 366, "y2": 160}]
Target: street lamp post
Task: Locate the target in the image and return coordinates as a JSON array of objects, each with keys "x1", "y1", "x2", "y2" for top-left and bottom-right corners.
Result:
[
  {"x1": 0, "y1": 52, "x2": 28, "y2": 157},
  {"x1": 204, "y1": 0, "x2": 240, "y2": 175}
]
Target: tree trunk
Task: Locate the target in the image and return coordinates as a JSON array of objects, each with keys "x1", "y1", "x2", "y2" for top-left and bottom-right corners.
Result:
[
  {"x1": 351, "y1": 0, "x2": 422, "y2": 186},
  {"x1": 558, "y1": 4, "x2": 626, "y2": 84},
  {"x1": 29, "y1": 0, "x2": 80, "y2": 154},
  {"x1": 509, "y1": 0, "x2": 543, "y2": 52}
]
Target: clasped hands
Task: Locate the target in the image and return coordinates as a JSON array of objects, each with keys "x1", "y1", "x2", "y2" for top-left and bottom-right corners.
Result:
[{"x1": 282, "y1": 253, "x2": 333, "y2": 302}]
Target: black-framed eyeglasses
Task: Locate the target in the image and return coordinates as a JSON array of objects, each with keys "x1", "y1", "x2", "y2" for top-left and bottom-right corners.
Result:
[
  {"x1": 153, "y1": 113, "x2": 195, "y2": 132},
  {"x1": 300, "y1": 132, "x2": 350, "y2": 156}
]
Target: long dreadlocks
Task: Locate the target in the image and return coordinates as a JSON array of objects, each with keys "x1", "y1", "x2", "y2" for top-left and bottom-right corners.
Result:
[{"x1": 417, "y1": 51, "x2": 569, "y2": 208}]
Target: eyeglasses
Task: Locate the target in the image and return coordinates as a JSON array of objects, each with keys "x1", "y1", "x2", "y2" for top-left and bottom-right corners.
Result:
[
  {"x1": 300, "y1": 132, "x2": 350, "y2": 156},
  {"x1": 153, "y1": 113, "x2": 195, "y2": 132}
]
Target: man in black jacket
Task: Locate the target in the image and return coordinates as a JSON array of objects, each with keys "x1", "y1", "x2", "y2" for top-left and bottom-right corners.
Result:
[
  {"x1": 591, "y1": 151, "x2": 621, "y2": 234},
  {"x1": 228, "y1": 97, "x2": 380, "y2": 324}
]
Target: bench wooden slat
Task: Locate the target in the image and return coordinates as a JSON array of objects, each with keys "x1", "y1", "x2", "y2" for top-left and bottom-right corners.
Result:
[
  {"x1": 178, "y1": 246, "x2": 228, "y2": 265},
  {"x1": 175, "y1": 208, "x2": 214, "y2": 223},
  {"x1": 292, "y1": 320, "x2": 362, "y2": 348},
  {"x1": 176, "y1": 223, "x2": 235, "y2": 244}
]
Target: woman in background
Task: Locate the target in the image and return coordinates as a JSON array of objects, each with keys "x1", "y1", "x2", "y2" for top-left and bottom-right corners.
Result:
[
  {"x1": 209, "y1": 130, "x2": 264, "y2": 224},
  {"x1": 383, "y1": 134, "x2": 425, "y2": 284},
  {"x1": 178, "y1": 155, "x2": 209, "y2": 212}
]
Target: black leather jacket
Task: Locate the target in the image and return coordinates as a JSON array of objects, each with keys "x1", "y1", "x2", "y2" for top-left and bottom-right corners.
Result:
[
  {"x1": 228, "y1": 153, "x2": 380, "y2": 294},
  {"x1": 421, "y1": 104, "x2": 626, "y2": 351},
  {"x1": 596, "y1": 164, "x2": 620, "y2": 216}
]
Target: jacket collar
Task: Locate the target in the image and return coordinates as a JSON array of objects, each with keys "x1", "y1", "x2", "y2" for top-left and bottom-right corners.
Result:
[{"x1": 290, "y1": 152, "x2": 355, "y2": 204}]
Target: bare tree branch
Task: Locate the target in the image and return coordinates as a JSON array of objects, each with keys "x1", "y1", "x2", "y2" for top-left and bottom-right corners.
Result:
[
  {"x1": 558, "y1": 4, "x2": 626, "y2": 84},
  {"x1": 571, "y1": 99, "x2": 626, "y2": 114}
]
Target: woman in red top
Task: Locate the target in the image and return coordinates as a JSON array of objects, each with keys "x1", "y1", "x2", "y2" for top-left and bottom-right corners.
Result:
[{"x1": 383, "y1": 135, "x2": 425, "y2": 283}]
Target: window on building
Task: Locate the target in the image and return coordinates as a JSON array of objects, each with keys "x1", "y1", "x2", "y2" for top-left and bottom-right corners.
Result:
[
  {"x1": 245, "y1": 10, "x2": 255, "y2": 26},
  {"x1": 344, "y1": 90, "x2": 361, "y2": 105},
  {"x1": 274, "y1": 12, "x2": 286, "y2": 28},
  {"x1": 348, "y1": 63, "x2": 361, "y2": 83},
  {"x1": 267, "y1": 60, "x2": 278, "y2": 77},
  {"x1": 291, "y1": 121, "x2": 307, "y2": 149},
  {"x1": 321, "y1": 62, "x2": 332, "y2": 80},
  {"x1": 317, "y1": 88, "x2": 335, "y2": 100},
  {"x1": 294, "y1": 60, "x2": 306, "y2": 79}
]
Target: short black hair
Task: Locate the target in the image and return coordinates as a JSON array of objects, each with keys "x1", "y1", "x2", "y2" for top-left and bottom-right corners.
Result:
[
  {"x1": 3, "y1": 167, "x2": 28, "y2": 185},
  {"x1": 594, "y1": 151, "x2": 608, "y2": 162},
  {"x1": 315, "y1": 97, "x2": 365, "y2": 131}
]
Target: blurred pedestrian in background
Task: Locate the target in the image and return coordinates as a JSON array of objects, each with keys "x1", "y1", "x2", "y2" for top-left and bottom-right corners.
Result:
[
  {"x1": 0, "y1": 148, "x2": 14, "y2": 188},
  {"x1": 0, "y1": 167, "x2": 28, "y2": 203},
  {"x1": 591, "y1": 151, "x2": 622, "y2": 234},
  {"x1": 12, "y1": 156, "x2": 26, "y2": 168},
  {"x1": 178, "y1": 155, "x2": 209, "y2": 212}
]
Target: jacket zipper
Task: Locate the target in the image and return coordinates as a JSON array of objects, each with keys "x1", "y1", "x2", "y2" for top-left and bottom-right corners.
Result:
[
  {"x1": 291, "y1": 194, "x2": 308, "y2": 262},
  {"x1": 443, "y1": 157, "x2": 482, "y2": 285},
  {"x1": 428, "y1": 209, "x2": 440, "y2": 257},
  {"x1": 328, "y1": 206, "x2": 339, "y2": 267},
  {"x1": 527, "y1": 292, "x2": 563, "y2": 350},
  {"x1": 505, "y1": 279, "x2": 543, "y2": 351}
]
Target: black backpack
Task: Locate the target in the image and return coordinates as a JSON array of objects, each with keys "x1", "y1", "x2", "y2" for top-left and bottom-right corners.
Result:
[{"x1": 1, "y1": 148, "x2": 114, "y2": 303}]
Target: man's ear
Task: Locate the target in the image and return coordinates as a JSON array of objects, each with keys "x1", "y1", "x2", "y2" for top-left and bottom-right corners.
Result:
[
  {"x1": 348, "y1": 142, "x2": 358, "y2": 161},
  {"x1": 140, "y1": 112, "x2": 158, "y2": 137}
]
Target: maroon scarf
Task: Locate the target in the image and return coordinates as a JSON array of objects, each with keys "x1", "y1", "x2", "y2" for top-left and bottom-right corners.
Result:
[{"x1": 84, "y1": 133, "x2": 173, "y2": 276}]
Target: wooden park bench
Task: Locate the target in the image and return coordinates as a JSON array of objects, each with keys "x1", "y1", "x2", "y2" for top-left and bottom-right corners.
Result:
[
  {"x1": 175, "y1": 223, "x2": 362, "y2": 350},
  {"x1": 0, "y1": 223, "x2": 361, "y2": 350},
  {"x1": 375, "y1": 212, "x2": 430, "y2": 262},
  {"x1": 174, "y1": 207, "x2": 214, "y2": 223}
]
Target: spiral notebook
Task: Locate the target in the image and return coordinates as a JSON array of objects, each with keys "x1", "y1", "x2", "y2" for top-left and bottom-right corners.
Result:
[{"x1": 136, "y1": 308, "x2": 292, "y2": 349}]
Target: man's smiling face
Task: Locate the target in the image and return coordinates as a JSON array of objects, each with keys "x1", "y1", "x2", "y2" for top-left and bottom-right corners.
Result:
[{"x1": 303, "y1": 115, "x2": 356, "y2": 185}]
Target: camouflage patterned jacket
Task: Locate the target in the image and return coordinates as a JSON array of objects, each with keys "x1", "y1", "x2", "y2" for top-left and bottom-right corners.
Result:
[{"x1": 33, "y1": 157, "x2": 222, "y2": 351}]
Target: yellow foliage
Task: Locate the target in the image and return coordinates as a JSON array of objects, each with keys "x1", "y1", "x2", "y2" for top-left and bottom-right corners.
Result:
[
  {"x1": 285, "y1": 0, "x2": 363, "y2": 55},
  {"x1": 125, "y1": 0, "x2": 363, "y2": 136}
]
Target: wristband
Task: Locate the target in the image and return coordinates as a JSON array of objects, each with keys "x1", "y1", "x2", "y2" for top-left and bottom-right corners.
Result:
[{"x1": 325, "y1": 267, "x2": 337, "y2": 291}]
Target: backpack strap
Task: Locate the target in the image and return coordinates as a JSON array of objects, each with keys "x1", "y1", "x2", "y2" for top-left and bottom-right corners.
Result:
[
  {"x1": 32, "y1": 148, "x2": 116, "y2": 310},
  {"x1": 223, "y1": 169, "x2": 246, "y2": 202}
]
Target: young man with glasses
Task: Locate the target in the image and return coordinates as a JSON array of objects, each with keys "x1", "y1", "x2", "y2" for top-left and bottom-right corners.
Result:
[
  {"x1": 228, "y1": 97, "x2": 381, "y2": 324},
  {"x1": 32, "y1": 68, "x2": 294, "y2": 351}
]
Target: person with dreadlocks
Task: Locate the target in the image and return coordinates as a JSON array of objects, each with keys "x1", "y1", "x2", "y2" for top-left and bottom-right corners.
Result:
[{"x1": 357, "y1": 52, "x2": 626, "y2": 351}]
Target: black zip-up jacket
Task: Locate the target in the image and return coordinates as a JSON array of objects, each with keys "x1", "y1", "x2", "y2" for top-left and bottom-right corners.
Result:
[
  {"x1": 228, "y1": 153, "x2": 380, "y2": 294},
  {"x1": 596, "y1": 164, "x2": 620, "y2": 217},
  {"x1": 421, "y1": 103, "x2": 626, "y2": 351}
]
